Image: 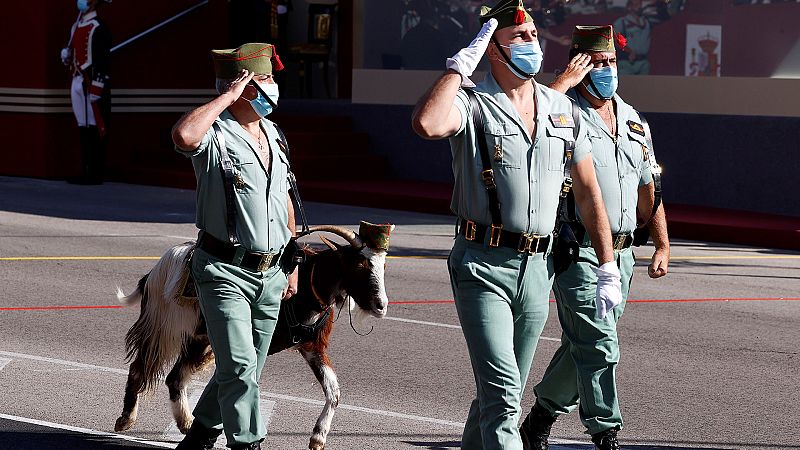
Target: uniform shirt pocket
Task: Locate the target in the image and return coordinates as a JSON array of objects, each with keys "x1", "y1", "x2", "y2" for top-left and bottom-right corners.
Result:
[
  {"x1": 588, "y1": 132, "x2": 610, "y2": 167},
  {"x1": 622, "y1": 132, "x2": 647, "y2": 174},
  {"x1": 232, "y1": 161, "x2": 256, "y2": 195},
  {"x1": 484, "y1": 121, "x2": 521, "y2": 169},
  {"x1": 545, "y1": 128, "x2": 574, "y2": 171},
  {"x1": 272, "y1": 150, "x2": 291, "y2": 194}
]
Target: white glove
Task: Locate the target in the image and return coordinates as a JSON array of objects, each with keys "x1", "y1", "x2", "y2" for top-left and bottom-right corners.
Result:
[
  {"x1": 60, "y1": 47, "x2": 72, "y2": 66},
  {"x1": 446, "y1": 18, "x2": 498, "y2": 87},
  {"x1": 592, "y1": 261, "x2": 623, "y2": 320}
]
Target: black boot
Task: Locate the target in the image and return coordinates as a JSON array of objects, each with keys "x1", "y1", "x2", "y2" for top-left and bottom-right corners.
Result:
[
  {"x1": 230, "y1": 440, "x2": 263, "y2": 450},
  {"x1": 175, "y1": 421, "x2": 223, "y2": 450},
  {"x1": 519, "y1": 401, "x2": 557, "y2": 450},
  {"x1": 591, "y1": 427, "x2": 620, "y2": 450}
]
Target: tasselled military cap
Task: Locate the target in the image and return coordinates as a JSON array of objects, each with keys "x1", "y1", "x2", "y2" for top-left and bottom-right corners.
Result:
[
  {"x1": 358, "y1": 221, "x2": 395, "y2": 252},
  {"x1": 479, "y1": 0, "x2": 532, "y2": 30},
  {"x1": 571, "y1": 25, "x2": 622, "y2": 52},
  {"x1": 212, "y1": 43, "x2": 285, "y2": 79}
]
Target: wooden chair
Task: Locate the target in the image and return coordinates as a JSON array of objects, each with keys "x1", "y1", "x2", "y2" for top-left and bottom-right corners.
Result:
[{"x1": 287, "y1": 2, "x2": 336, "y2": 98}]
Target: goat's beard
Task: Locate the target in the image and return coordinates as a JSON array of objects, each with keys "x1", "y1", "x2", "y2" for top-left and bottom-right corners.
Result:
[{"x1": 346, "y1": 297, "x2": 374, "y2": 328}]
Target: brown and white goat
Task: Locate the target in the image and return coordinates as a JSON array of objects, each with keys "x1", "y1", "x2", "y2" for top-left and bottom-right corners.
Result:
[{"x1": 113, "y1": 226, "x2": 390, "y2": 450}]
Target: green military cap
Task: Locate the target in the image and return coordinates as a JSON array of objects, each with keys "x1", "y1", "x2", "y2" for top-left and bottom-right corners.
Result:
[
  {"x1": 479, "y1": 0, "x2": 532, "y2": 30},
  {"x1": 358, "y1": 221, "x2": 395, "y2": 252},
  {"x1": 211, "y1": 43, "x2": 285, "y2": 79},
  {"x1": 571, "y1": 25, "x2": 618, "y2": 52}
]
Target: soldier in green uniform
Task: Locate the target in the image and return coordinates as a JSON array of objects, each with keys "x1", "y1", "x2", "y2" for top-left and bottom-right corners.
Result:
[
  {"x1": 519, "y1": 25, "x2": 670, "y2": 450},
  {"x1": 171, "y1": 43, "x2": 296, "y2": 450},
  {"x1": 412, "y1": 2, "x2": 621, "y2": 449}
]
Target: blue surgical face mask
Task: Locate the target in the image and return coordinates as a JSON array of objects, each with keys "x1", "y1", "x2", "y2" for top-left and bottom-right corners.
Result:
[
  {"x1": 499, "y1": 41, "x2": 543, "y2": 79},
  {"x1": 249, "y1": 82, "x2": 279, "y2": 118},
  {"x1": 584, "y1": 66, "x2": 618, "y2": 100},
  {"x1": 77, "y1": 0, "x2": 90, "y2": 12}
]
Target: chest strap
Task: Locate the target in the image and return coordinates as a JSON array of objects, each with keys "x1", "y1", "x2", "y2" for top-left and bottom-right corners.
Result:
[
  {"x1": 212, "y1": 122, "x2": 238, "y2": 245},
  {"x1": 555, "y1": 99, "x2": 580, "y2": 232},
  {"x1": 637, "y1": 112, "x2": 662, "y2": 225},
  {"x1": 274, "y1": 124, "x2": 310, "y2": 237},
  {"x1": 463, "y1": 88, "x2": 503, "y2": 245}
]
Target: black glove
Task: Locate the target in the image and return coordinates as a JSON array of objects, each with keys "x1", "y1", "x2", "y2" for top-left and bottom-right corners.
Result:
[{"x1": 280, "y1": 238, "x2": 306, "y2": 273}]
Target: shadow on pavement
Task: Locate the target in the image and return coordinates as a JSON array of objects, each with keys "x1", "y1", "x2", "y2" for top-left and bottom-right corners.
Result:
[{"x1": 0, "y1": 177, "x2": 195, "y2": 224}]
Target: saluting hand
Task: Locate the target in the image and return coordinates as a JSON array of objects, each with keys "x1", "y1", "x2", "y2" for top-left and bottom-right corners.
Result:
[
  {"x1": 446, "y1": 18, "x2": 498, "y2": 87},
  {"x1": 648, "y1": 247, "x2": 669, "y2": 278},
  {"x1": 222, "y1": 69, "x2": 256, "y2": 103},
  {"x1": 551, "y1": 53, "x2": 593, "y2": 92}
]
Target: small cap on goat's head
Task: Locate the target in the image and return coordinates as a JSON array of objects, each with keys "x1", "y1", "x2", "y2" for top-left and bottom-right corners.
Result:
[{"x1": 359, "y1": 221, "x2": 395, "y2": 252}]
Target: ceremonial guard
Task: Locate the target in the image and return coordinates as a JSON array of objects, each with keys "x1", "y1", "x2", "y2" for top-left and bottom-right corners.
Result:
[
  {"x1": 171, "y1": 43, "x2": 297, "y2": 450},
  {"x1": 519, "y1": 25, "x2": 670, "y2": 450},
  {"x1": 61, "y1": 0, "x2": 112, "y2": 184},
  {"x1": 412, "y1": 2, "x2": 621, "y2": 449}
]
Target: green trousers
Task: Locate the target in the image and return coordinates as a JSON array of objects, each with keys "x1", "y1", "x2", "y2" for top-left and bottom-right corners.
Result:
[
  {"x1": 448, "y1": 235, "x2": 554, "y2": 450},
  {"x1": 190, "y1": 248, "x2": 286, "y2": 446},
  {"x1": 534, "y1": 246, "x2": 635, "y2": 435}
]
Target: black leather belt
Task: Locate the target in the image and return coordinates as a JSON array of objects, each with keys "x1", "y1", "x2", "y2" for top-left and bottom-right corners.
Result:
[
  {"x1": 459, "y1": 219, "x2": 551, "y2": 254},
  {"x1": 573, "y1": 223, "x2": 633, "y2": 251},
  {"x1": 197, "y1": 231, "x2": 280, "y2": 272}
]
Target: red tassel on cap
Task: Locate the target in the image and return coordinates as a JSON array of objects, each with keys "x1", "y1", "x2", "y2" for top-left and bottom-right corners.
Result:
[
  {"x1": 514, "y1": 7, "x2": 525, "y2": 24},
  {"x1": 271, "y1": 45, "x2": 285, "y2": 71}
]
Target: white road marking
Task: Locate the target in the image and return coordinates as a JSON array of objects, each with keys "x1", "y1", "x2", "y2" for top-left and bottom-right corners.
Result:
[
  {"x1": 0, "y1": 357, "x2": 11, "y2": 371},
  {"x1": 0, "y1": 413, "x2": 176, "y2": 448},
  {"x1": 0, "y1": 350, "x2": 128, "y2": 374},
  {"x1": 383, "y1": 316, "x2": 561, "y2": 342},
  {"x1": 263, "y1": 391, "x2": 464, "y2": 428},
  {"x1": 384, "y1": 316, "x2": 461, "y2": 329},
  {"x1": 161, "y1": 388, "x2": 276, "y2": 448},
  {"x1": 1, "y1": 350, "x2": 467, "y2": 430}
]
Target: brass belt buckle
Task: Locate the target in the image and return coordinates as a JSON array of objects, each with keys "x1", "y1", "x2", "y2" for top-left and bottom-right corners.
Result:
[
  {"x1": 518, "y1": 233, "x2": 533, "y2": 253},
  {"x1": 257, "y1": 253, "x2": 275, "y2": 271},
  {"x1": 489, "y1": 224, "x2": 503, "y2": 248},
  {"x1": 465, "y1": 220, "x2": 477, "y2": 241},
  {"x1": 613, "y1": 234, "x2": 627, "y2": 251},
  {"x1": 519, "y1": 233, "x2": 542, "y2": 254}
]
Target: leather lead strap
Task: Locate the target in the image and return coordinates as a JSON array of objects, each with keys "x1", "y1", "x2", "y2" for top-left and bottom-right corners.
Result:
[
  {"x1": 212, "y1": 122, "x2": 239, "y2": 245},
  {"x1": 464, "y1": 88, "x2": 502, "y2": 230}
]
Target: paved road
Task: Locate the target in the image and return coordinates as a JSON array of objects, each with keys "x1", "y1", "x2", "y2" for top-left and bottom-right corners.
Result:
[{"x1": 0, "y1": 177, "x2": 798, "y2": 450}]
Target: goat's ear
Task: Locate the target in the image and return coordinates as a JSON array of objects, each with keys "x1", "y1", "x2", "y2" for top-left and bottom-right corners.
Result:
[{"x1": 319, "y1": 235, "x2": 340, "y2": 251}]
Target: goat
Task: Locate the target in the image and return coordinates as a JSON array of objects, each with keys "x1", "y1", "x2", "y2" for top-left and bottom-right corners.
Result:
[{"x1": 113, "y1": 225, "x2": 391, "y2": 450}]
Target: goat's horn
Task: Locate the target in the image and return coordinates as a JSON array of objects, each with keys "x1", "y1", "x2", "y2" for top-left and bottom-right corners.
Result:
[{"x1": 303, "y1": 225, "x2": 364, "y2": 248}]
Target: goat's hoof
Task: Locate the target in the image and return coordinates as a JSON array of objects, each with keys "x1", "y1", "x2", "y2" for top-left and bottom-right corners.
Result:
[
  {"x1": 177, "y1": 418, "x2": 193, "y2": 434},
  {"x1": 114, "y1": 415, "x2": 134, "y2": 432},
  {"x1": 308, "y1": 437, "x2": 325, "y2": 450}
]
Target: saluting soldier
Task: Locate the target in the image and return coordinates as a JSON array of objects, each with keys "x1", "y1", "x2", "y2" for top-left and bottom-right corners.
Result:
[
  {"x1": 412, "y1": 2, "x2": 621, "y2": 449},
  {"x1": 171, "y1": 43, "x2": 297, "y2": 450},
  {"x1": 61, "y1": 0, "x2": 112, "y2": 184},
  {"x1": 519, "y1": 25, "x2": 670, "y2": 450}
]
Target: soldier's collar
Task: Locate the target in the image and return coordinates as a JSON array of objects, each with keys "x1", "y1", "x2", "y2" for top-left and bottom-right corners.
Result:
[{"x1": 80, "y1": 11, "x2": 98, "y2": 22}]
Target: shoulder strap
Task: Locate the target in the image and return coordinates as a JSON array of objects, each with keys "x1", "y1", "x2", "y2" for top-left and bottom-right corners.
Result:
[
  {"x1": 273, "y1": 123, "x2": 310, "y2": 236},
  {"x1": 463, "y1": 88, "x2": 502, "y2": 231},
  {"x1": 273, "y1": 123, "x2": 291, "y2": 160},
  {"x1": 636, "y1": 112, "x2": 662, "y2": 228},
  {"x1": 212, "y1": 122, "x2": 239, "y2": 245},
  {"x1": 554, "y1": 99, "x2": 580, "y2": 232}
]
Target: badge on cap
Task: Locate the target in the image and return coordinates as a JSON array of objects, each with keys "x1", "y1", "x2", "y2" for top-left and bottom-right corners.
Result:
[
  {"x1": 549, "y1": 113, "x2": 575, "y2": 128},
  {"x1": 627, "y1": 120, "x2": 645, "y2": 136}
]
